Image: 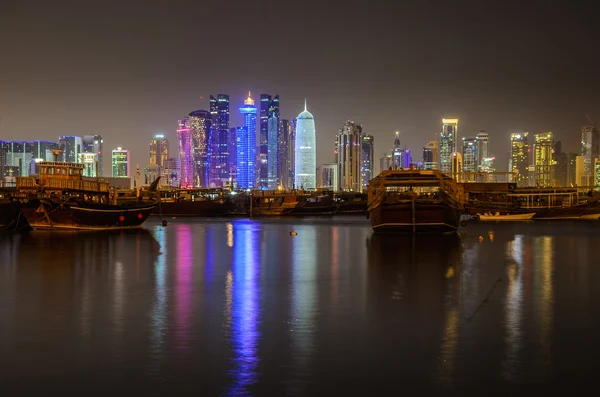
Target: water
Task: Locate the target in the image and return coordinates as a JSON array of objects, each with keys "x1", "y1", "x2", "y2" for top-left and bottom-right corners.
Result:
[{"x1": 1, "y1": 217, "x2": 600, "y2": 395}]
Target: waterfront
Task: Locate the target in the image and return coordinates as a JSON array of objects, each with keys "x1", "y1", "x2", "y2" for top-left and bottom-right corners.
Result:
[{"x1": 1, "y1": 218, "x2": 600, "y2": 395}]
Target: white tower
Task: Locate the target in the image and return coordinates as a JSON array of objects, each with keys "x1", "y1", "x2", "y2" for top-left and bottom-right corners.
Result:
[{"x1": 294, "y1": 99, "x2": 316, "y2": 189}]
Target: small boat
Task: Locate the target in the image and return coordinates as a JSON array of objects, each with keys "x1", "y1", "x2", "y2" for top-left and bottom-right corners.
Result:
[
  {"x1": 477, "y1": 212, "x2": 535, "y2": 221},
  {"x1": 250, "y1": 191, "x2": 298, "y2": 216},
  {"x1": 367, "y1": 169, "x2": 464, "y2": 234},
  {"x1": 14, "y1": 160, "x2": 157, "y2": 230}
]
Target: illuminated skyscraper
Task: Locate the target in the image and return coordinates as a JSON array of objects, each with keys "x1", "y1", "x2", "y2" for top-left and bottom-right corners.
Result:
[
  {"x1": 462, "y1": 137, "x2": 477, "y2": 172},
  {"x1": 294, "y1": 100, "x2": 316, "y2": 190},
  {"x1": 177, "y1": 118, "x2": 194, "y2": 188},
  {"x1": 79, "y1": 152, "x2": 98, "y2": 178},
  {"x1": 337, "y1": 120, "x2": 361, "y2": 192},
  {"x1": 581, "y1": 125, "x2": 599, "y2": 175},
  {"x1": 111, "y1": 147, "x2": 130, "y2": 178},
  {"x1": 422, "y1": 140, "x2": 439, "y2": 170},
  {"x1": 188, "y1": 110, "x2": 212, "y2": 187},
  {"x1": 475, "y1": 130, "x2": 488, "y2": 169},
  {"x1": 380, "y1": 153, "x2": 392, "y2": 173},
  {"x1": 510, "y1": 132, "x2": 529, "y2": 187},
  {"x1": 316, "y1": 163, "x2": 338, "y2": 190},
  {"x1": 58, "y1": 136, "x2": 83, "y2": 163},
  {"x1": 149, "y1": 134, "x2": 169, "y2": 167},
  {"x1": 360, "y1": 134, "x2": 374, "y2": 190},
  {"x1": 83, "y1": 135, "x2": 103, "y2": 176},
  {"x1": 392, "y1": 131, "x2": 402, "y2": 169},
  {"x1": 267, "y1": 95, "x2": 280, "y2": 189},
  {"x1": 258, "y1": 94, "x2": 278, "y2": 189},
  {"x1": 440, "y1": 118, "x2": 458, "y2": 173},
  {"x1": 209, "y1": 94, "x2": 230, "y2": 186},
  {"x1": 534, "y1": 132, "x2": 554, "y2": 187},
  {"x1": 32, "y1": 140, "x2": 58, "y2": 162},
  {"x1": 278, "y1": 119, "x2": 294, "y2": 189},
  {"x1": 237, "y1": 92, "x2": 257, "y2": 189},
  {"x1": 228, "y1": 127, "x2": 237, "y2": 185}
]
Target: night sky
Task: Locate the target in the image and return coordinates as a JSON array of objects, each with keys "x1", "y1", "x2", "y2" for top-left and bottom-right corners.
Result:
[{"x1": 1, "y1": 0, "x2": 598, "y2": 175}]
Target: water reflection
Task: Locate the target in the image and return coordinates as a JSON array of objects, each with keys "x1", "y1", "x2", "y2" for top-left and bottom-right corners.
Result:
[
  {"x1": 226, "y1": 222, "x2": 261, "y2": 396},
  {"x1": 174, "y1": 225, "x2": 192, "y2": 351},
  {"x1": 150, "y1": 226, "x2": 168, "y2": 367},
  {"x1": 502, "y1": 234, "x2": 524, "y2": 381}
]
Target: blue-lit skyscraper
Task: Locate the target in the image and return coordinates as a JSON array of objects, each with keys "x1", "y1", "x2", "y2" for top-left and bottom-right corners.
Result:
[
  {"x1": 259, "y1": 94, "x2": 271, "y2": 188},
  {"x1": 209, "y1": 94, "x2": 230, "y2": 186},
  {"x1": 237, "y1": 92, "x2": 257, "y2": 189},
  {"x1": 294, "y1": 100, "x2": 316, "y2": 190},
  {"x1": 267, "y1": 95, "x2": 280, "y2": 189}
]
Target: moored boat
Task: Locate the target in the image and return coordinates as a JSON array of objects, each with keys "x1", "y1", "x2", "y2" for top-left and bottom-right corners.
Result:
[
  {"x1": 14, "y1": 161, "x2": 157, "y2": 230},
  {"x1": 367, "y1": 170, "x2": 464, "y2": 234},
  {"x1": 250, "y1": 191, "x2": 298, "y2": 216},
  {"x1": 478, "y1": 212, "x2": 535, "y2": 221},
  {"x1": 291, "y1": 191, "x2": 336, "y2": 215},
  {"x1": 0, "y1": 197, "x2": 31, "y2": 232},
  {"x1": 152, "y1": 188, "x2": 233, "y2": 217}
]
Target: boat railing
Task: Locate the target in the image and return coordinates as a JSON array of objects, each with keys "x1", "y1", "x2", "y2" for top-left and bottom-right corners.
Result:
[{"x1": 16, "y1": 176, "x2": 109, "y2": 192}]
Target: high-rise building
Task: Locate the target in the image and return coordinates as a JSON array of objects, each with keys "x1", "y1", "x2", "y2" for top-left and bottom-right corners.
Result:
[
  {"x1": 380, "y1": 153, "x2": 392, "y2": 173},
  {"x1": 278, "y1": 119, "x2": 295, "y2": 190},
  {"x1": 267, "y1": 95, "x2": 280, "y2": 189},
  {"x1": 58, "y1": 136, "x2": 83, "y2": 163},
  {"x1": 566, "y1": 152, "x2": 578, "y2": 186},
  {"x1": 316, "y1": 163, "x2": 338, "y2": 190},
  {"x1": 360, "y1": 134, "x2": 374, "y2": 191},
  {"x1": 228, "y1": 127, "x2": 237, "y2": 186},
  {"x1": 337, "y1": 121, "x2": 362, "y2": 192},
  {"x1": 111, "y1": 147, "x2": 130, "y2": 178},
  {"x1": 209, "y1": 94, "x2": 230, "y2": 186},
  {"x1": 594, "y1": 158, "x2": 600, "y2": 187},
  {"x1": 149, "y1": 134, "x2": 169, "y2": 168},
  {"x1": 294, "y1": 100, "x2": 316, "y2": 190},
  {"x1": 534, "y1": 132, "x2": 554, "y2": 187},
  {"x1": 402, "y1": 148, "x2": 412, "y2": 168},
  {"x1": 575, "y1": 155, "x2": 587, "y2": 186},
  {"x1": 510, "y1": 132, "x2": 529, "y2": 187},
  {"x1": 258, "y1": 94, "x2": 273, "y2": 188},
  {"x1": 553, "y1": 140, "x2": 565, "y2": 186},
  {"x1": 162, "y1": 158, "x2": 181, "y2": 188},
  {"x1": 475, "y1": 130, "x2": 489, "y2": 169},
  {"x1": 32, "y1": 140, "x2": 58, "y2": 162},
  {"x1": 440, "y1": 119, "x2": 458, "y2": 173},
  {"x1": 479, "y1": 157, "x2": 496, "y2": 173},
  {"x1": 392, "y1": 131, "x2": 402, "y2": 169},
  {"x1": 0, "y1": 141, "x2": 33, "y2": 177},
  {"x1": 451, "y1": 152, "x2": 463, "y2": 180},
  {"x1": 83, "y1": 135, "x2": 103, "y2": 176},
  {"x1": 581, "y1": 125, "x2": 599, "y2": 176},
  {"x1": 237, "y1": 92, "x2": 257, "y2": 189},
  {"x1": 188, "y1": 110, "x2": 212, "y2": 188},
  {"x1": 422, "y1": 140, "x2": 439, "y2": 170},
  {"x1": 177, "y1": 118, "x2": 194, "y2": 188},
  {"x1": 461, "y1": 137, "x2": 477, "y2": 172},
  {"x1": 79, "y1": 152, "x2": 99, "y2": 178}
]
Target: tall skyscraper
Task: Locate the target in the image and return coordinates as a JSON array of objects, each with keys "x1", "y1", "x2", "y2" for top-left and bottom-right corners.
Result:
[
  {"x1": 188, "y1": 110, "x2": 212, "y2": 187},
  {"x1": 79, "y1": 152, "x2": 98, "y2": 178},
  {"x1": 422, "y1": 140, "x2": 439, "y2": 170},
  {"x1": 401, "y1": 148, "x2": 412, "y2": 168},
  {"x1": 83, "y1": 135, "x2": 103, "y2": 176},
  {"x1": 534, "y1": 132, "x2": 554, "y2": 187},
  {"x1": 440, "y1": 119, "x2": 458, "y2": 173},
  {"x1": 258, "y1": 94, "x2": 272, "y2": 188},
  {"x1": 380, "y1": 153, "x2": 392, "y2": 173},
  {"x1": 392, "y1": 131, "x2": 402, "y2": 169},
  {"x1": 0, "y1": 141, "x2": 33, "y2": 177},
  {"x1": 510, "y1": 132, "x2": 529, "y2": 187},
  {"x1": 475, "y1": 130, "x2": 489, "y2": 169},
  {"x1": 32, "y1": 140, "x2": 58, "y2": 161},
  {"x1": 360, "y1": 134, "x2": 374, "y2": 190},
  {"x1": 149, "y1": 134, "x2": 169, "y2": 168},
  {"x1": 58, "y1": 136, "x2": 83, "y2": 163},
  {"x1": 228, "y1": 127, "x2": 237, "y2": 186},
  {"x1": 278, "y1": 119, "x2": 294, "y2": 190},
  {"x1": 337, "y1": 120, "x2": 362, "y2": 192},
  {"x1": 267, "y1": 95, "x2": 280, "y2": 189},
  {"x1": 111, "y1": 147, "x2": 130, "y2": 178},
  {"x1": 237, "y1": 92, "x2": 257, "y2": 189},
  {"x1": 177, "y1": 118, "x2": 194, "y2": 188},
  {"x1": 316, "y1": 163, "x2": 338, "y2": 190},
  {"x1": 162, "y1": 158, "x2": 181, "y2": 188},
  {"x1": 294, "y1": 100, "x2": 316, "y2": 190},
  {"x1": 581, "y1": 125, "x2": 599, "y2": 175},
  {"x1": 209, "y1": 94, "x2": 230, "y2": 186},
  {"x1": 462, "y1": 137, "x2": 477, "y2": 172}
]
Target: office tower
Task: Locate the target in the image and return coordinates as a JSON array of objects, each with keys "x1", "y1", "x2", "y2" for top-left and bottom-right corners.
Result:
[
  {"x1": 475, "y1": 130, "x2": 489, "y2": 169},
  {"x1": 581, "y1": 125, "x2": 599, "y2": 175},
  {"x1": 31, "y1": 140, "x2": 58, "y2": 161},
  {"x1": 566, "y1": 152, "x2": 577, "y2": 186},
  {"x1": 0, "y1": 141, "x2": 32, "y2": 177},
  {"x1": 337, "y1": 120, "x2": 362, "y2": 192},
  {"x1": 237, "y1": 92, "x2": 257, "y2": 189},
  {"x1": 461, "y1": 137, "x2": 477, "y2": 172},
  {"x1": 534, "y1": 132, "x2": 553, "y2": 187},
  {"x1": 553, "y1": 140, "x2": 565, "y2": 186},
  {"x1": 380, "y1": 153, "x2": 392, "y2": 173},
  {"x1": 82, "y1": 135, "x2": 103, "y2": 176},
  {"x1": 510, "y1": 132, "x2": 529, "y2": 187},
  {"x1": 422, "y1": 140, "x2": 439, "y2": 170},
  {"x1": 258, "y1": 94, "x2": 272, "y2": 188},
  {"x1": 294, "y1": 100, "x2": 316, "y2": 190},
  {"x1": 440, "y1": 118, "x2": 458, "y2": 173},
  {"x1": 289, "y1": 119, "x2": 297, "y2": 188},
  {"x1": 209, "y1": 94, "x2": 230, "y2": 186},
  {"x1": 188, "y1": 110, "x2": 212, "y2": 188},
  {"x1": 479, "y1": 157, "x2": 496, "y2": 173},
  {"x1": 177, "y1": 118, "x2": 194, "y2": 188},
  {"x1": 360, "y1": 134, "x2": 374, "y2": 190},
  {"x1": 278, "y1": 119, "x2": 294, "y2": 190},
  {"x1": 575, "y1": 155, "x2": 586, "y2": 186},
  {"x1": 58, "y1": 136, "x2": 83, "y2": 163},
  {"x1": 267, "y1": 95, "x2": 280, "y2": 189},
  {"x1": 111, "y1": 147, "x2": 130, "y2": 178},
  {"x1": 392, "y1": 131, "x2": 402, "y2": 169},
  {"x1": 316, "y1": 163, "x2": 338, "y2": 190},
  {"x1": 451, "y1": 152, "x2": 463, "y2": 181},
  {"x1": 149, "y1": 134, "x2": 169, "y2": 168},
  {"x1": 162, "y1": 158, "x2": 181, "y2": 188},
  {"x1": 78, "y1": 152, "x2": 98, "y2": 178},
  {"x1": 594, "y1": 158, "x2": 600, "y2": 186},
  {"x1": 402, "y1": 148, "x2": 412, "y2": 168},
  {"x1": 228, "y1": 127, "x2": 237, "y2": 186}
]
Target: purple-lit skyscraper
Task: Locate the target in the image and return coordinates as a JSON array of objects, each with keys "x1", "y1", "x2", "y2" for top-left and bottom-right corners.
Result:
[
  {"x1": 237, "y1": 92, "x2": 257, "y2": 189},
  {"x1": 177, "y1": 118, "x2": 194, "y2": 188}
]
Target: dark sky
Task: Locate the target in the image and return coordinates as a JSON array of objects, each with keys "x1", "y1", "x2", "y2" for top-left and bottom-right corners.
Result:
[{"x1": 1, "y1": 0, "x2": 599, "y2": 174}]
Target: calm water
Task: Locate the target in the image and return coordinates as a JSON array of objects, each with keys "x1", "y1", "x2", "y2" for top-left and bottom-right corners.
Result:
[{"x1": 1, "y1": 217, "x2": 600, "y2": 395}]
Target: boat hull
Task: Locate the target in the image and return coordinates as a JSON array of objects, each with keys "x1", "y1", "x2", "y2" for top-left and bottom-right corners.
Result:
[
  {"x1": 1, "y1": 200, "x2": 31, "y2": 232},
  {"x1": 478, "y1": 213, "x2": 535, "y2": 221},
  {"x1": 19, "y1": 199, "x2": 157, "y2": 230},
  {"x1": 369, "y1": 201, "x2": 462, "y2": 234}
]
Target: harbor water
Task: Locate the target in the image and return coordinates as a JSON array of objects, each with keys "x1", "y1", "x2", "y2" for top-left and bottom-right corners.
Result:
[{"x1": 1, "y1": 217, "x2": 600, "y2": 395}]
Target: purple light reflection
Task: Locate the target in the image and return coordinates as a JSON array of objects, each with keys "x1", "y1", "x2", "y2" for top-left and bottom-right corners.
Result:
[{"x1": 174, "y1": 224, "x2": 192, "y2": 350}]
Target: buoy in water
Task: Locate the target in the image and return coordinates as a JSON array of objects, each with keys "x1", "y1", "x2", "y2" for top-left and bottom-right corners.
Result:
[
  {"x1": 290, "y1": 231, "x2": 297, "y2": 236},
  {"x1": 478, "y1": 235, "x2": 484, "y2": 241},
  {"x1": 162, "y1": 220, "x2": 168, "y2": 227}
]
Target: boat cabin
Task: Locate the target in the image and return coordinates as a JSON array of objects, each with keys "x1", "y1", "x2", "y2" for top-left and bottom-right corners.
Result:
[{"x1": 16, "y1": 161, "x2": 109, "y2": 193}]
